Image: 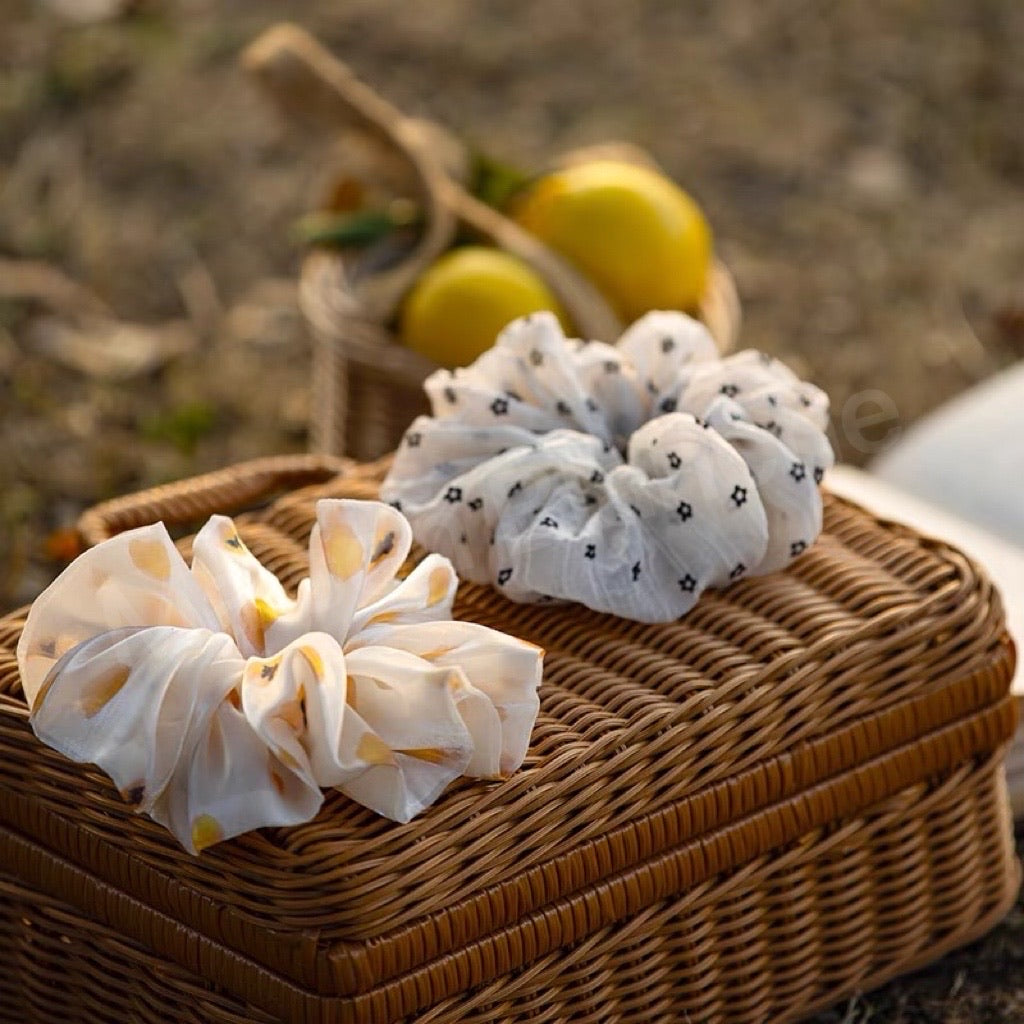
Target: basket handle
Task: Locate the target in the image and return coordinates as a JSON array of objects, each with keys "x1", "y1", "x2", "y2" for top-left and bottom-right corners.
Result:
[
  {"x1": 76, "y1": 454, "x2": 353, "y2": 548},
  {"x1": 242, "y1": 23, "x2": 623, "y2": 340},
  {"x1": 243, "y1": 24, "x2": 457, "y2": 328}
]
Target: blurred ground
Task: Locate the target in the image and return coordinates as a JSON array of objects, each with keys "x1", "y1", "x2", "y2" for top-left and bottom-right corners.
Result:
[
  {"x1": 3, "y1": 0, "x2": 1024, "y2": 605},
  {"x1": 1, "y1": 2, "x2": 1024, "y2": 1017}
]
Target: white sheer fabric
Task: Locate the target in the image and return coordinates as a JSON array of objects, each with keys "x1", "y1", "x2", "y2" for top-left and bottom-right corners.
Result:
[
  {"x1": 382, "y1": 311, "x2": 833, "y2": 622},
  {"x1": 17, "y1": 500, "x2": 543, "y2": 853}
]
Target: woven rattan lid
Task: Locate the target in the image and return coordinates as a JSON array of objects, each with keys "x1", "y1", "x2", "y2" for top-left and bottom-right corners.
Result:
[{"x1": 0, "y1": 456, "x2": 1016, "y2": 1022}]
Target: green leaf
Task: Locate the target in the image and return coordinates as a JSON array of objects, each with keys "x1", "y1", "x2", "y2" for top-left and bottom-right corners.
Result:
[
  {"x1": 294, "y1": 202, "x2": 422, "y2": 250},
  {"x1": 469, "y1": 151, "x2": 534, "y2": 211}
]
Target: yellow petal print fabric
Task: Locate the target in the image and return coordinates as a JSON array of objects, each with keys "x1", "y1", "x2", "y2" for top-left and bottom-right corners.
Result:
[
  {"x1": 351, "y1": 620, "x2": 543, "y2": 779},
  {"x1": 16, "y1": 521, "x2": 219, "y2": 707},
  {"x1": 17, "y1": 499, "x2": 544, "y2": 853}
]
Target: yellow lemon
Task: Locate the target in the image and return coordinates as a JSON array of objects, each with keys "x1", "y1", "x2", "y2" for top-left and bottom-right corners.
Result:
[
  {"x1": 400, "y1": 247, "x2": 569, "y2": 368},
  {"x1": 513, "y1": 160, "x2": 712, "y2": 323}
]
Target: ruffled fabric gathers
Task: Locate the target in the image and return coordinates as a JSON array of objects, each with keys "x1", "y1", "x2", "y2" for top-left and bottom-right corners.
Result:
[
  {"x1": 382, "y1": 311, "x2": 834, "y2": 623},
  {"x1": 17, "y1": 499, "x2": 543, "y2": 853}
]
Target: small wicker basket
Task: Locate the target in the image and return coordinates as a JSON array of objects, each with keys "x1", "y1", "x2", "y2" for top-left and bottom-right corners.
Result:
[
  {"x1": 245, "y1": 26, "x2": 742, "y2": 461},
  {"x1": 300, "y1": 250, "x2": 741, "y2": 461}
]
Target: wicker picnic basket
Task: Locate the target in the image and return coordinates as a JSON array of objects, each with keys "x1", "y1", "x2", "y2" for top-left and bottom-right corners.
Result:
[
  {"x1": 244, "y1": 26, "x2": 742, "y2": 461},
  {"x1": 0, "y1": 452, "x2": 1019, "y2": 1024}
]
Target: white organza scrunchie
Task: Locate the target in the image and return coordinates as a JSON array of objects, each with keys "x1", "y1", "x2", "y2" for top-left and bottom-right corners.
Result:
[
  {"x1": 17, "y1": 499, "x2": 543, "y2": 853},
  {"x1": 381, "y1": 311, "x2": 834, "y2": 623}
]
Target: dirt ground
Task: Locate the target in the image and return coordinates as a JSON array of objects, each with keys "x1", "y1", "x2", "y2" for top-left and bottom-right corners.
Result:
[{"x1": 2, "y1": 1, "x2": 1024, "y2": 1019}]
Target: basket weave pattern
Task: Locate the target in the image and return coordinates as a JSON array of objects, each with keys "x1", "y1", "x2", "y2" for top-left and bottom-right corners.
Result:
[
  {"x1": 0, "y1": 455, "x2": 1018, "y2": 1024},
  {"x1": 0, "y1": 761, "x2": 1014, "y2": 1024}
]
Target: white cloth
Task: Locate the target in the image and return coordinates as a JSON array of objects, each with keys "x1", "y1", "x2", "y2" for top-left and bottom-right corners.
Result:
[
  {"x1": 382, "y1": 311, "x2": 833, "y2": 622},
  {"x1": 872, "y1": 361, "x2": 1024, "y2": 548},
  {"x1": 17, "y1": 499, "x2": 543, "y2": 853}
]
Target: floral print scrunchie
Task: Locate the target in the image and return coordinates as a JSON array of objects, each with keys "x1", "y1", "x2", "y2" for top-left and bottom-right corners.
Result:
[{"x1": 382, "y1": 311, "x2": 834, "y2": 623}]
